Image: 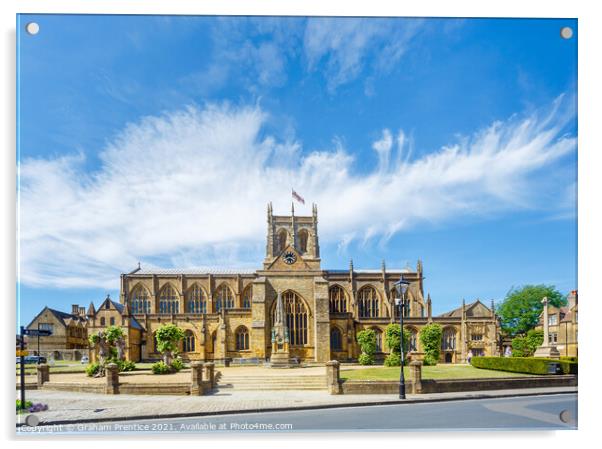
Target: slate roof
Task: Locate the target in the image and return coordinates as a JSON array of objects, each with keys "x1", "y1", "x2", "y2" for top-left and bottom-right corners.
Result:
[{"x1": 26, "y1": 307, "x2": 86, "y2": 329}]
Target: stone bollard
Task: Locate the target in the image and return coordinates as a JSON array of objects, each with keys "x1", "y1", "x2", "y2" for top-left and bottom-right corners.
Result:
[
  {"x1": 326, "y1": 360, "x2": 341, "y2": 395},
  {"x1": 105, "y1": 363, "x2": 120, "y2": 395},
  {"x1": 204, "y1": 362, "x2": 216, "y2": 389},
  {"x1": 190, "y1": 361, "x2": 205, "y2": 396},
  {"x1": 409, "y1": 360, "x2": 423, "y2": 394},
  {"x1": 37, "y1": 364, "x2": 50, "y2": 388}
]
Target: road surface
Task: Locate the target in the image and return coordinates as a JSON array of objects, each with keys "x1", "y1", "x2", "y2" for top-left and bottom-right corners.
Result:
[{"x1": 18, "y1": 393, "x2": 577, "y2": 434}]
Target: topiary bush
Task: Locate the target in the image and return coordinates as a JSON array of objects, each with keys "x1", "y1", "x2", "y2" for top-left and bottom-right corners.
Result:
[
  {"x1": 419, "y1": 323, "x2": 442, "y2": 366},
  {"x1": 356, "y1": 329, "x2": 377, "y2": 366},
  {"x1": 383, "y1": 324, "x2": 411, "y2": 366}
]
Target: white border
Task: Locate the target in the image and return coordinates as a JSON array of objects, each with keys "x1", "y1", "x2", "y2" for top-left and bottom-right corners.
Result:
[{"x1": 3, "y1": 0, "x2": 600, "y2": 448}]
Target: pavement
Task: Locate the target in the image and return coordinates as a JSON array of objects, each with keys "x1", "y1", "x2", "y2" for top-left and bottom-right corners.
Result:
[{"x1": 16, "y1": 385, "x2": 577, "y2": 428}]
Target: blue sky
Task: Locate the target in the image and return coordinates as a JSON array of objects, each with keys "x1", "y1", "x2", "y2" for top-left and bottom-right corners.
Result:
[{"x1": 17, "y1": 15, "x2": 577, "y2": 326}]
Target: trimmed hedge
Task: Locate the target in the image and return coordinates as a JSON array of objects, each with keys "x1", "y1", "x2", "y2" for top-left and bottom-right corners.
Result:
[{"x1": 471, "y1": 356, "x2": 577, "y2": 375}]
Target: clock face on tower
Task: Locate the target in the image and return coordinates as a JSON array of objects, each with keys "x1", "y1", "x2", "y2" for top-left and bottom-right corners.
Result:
[{"x1": 283, "y1": 251, "x2": 297, "y2": 265}]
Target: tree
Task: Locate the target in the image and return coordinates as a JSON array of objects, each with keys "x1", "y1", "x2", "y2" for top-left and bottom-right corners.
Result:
[
  {"x1": 155, "y1": 324, "x2": 185, "y2": 366},
  {"x1": 419, "y1": 323, "x2": 442, "y2": 366},
  {"x1": 88, "y1": 326, "x2": 126, "y2": 377},
  {"x1": 384, "y1": 324, "x2": 411, "y2": 366},
  {"x1": 356, "y1": 329, "x2": 377, "y2": 366},
  {"x1": 497, "y1": 285, "x2": 566, "y2": 336},
  {"x1": 511, "y1": 329, "x2": 544, "y2": 357}
]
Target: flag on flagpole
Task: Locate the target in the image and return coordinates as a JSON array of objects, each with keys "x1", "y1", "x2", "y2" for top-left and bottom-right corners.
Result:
[{"x1": 292, "y1": 189, "x2": 305, "y2": 205}]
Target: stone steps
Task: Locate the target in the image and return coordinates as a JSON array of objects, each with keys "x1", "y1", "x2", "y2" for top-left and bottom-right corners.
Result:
[{"x1": 216, "y1": 374, "x2": 327, "y2": 390}]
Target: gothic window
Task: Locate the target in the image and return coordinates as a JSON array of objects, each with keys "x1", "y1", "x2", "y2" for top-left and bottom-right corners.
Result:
[
  {"x1": 443, "y1": 328, "x2": 457, "y2": 350},
  {"x1": 329, "y1": 285, "x2": 347, "y2": 313},
  {"x1": 358, "y1": 286, "x2": 380, "y2": 318},
  {"x1": 110, "y1": 317, "x2": 115, "y2": 326},
  {"x1": 298, "y1": 229, "x2": 309, "y2": 254},
  {"x1": 272, "y1": 291, "x2": 308, "y2": 346},
  {"x1": 214, "y1": 284, "x2": 234, "y2": 313},
  {"x1": 330, "y1": 327, "x2": 343, "y2": 351},
  {"x1": 409, "y1": 328, "x2": 418, "y2": 352},
  {"x1": 277, "y1": 229, "x2": 288, "y2": 253},
  {"x1": 373, "y1": 328, "x2": 383, "y2": 352},
  {"x1": 100, "y1": 317, "x2": 105, "y2": 326},
  {"x1": 235, "y1": 326, "x2": 250, "y2": 350},
  {"x1": 182, "y1": 330, "x2": 195, "y2": 352},
  {"x1": 186, "y1": 285, "x2": 206, "y2": 314},
  {"x1": 130, "y1": 285, "x2": 151, "y2": 314},
  {"x1": 242, "y1": 285, "x2": 252, "y2": 309},
  {"x1": 159, "y1": 284, "x2": 179, "y2": 314}
]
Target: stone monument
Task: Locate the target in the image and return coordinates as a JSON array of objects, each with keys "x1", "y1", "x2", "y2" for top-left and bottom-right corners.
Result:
[
  {"x1": 533, "y1": 296, "x2": 560, "y2": 359},
  {"x1": 269, "y1": 291, "x2": 294, "y2": 368}
]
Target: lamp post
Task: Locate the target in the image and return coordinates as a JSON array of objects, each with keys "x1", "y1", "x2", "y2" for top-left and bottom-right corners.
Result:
[{"x1": 394, "y1": 277, "x2": 410, "y2": 400}]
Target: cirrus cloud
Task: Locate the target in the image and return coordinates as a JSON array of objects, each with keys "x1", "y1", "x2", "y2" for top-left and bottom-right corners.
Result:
[{"x1": 18, "y1": 96, "x2": 576, "y2": 288}]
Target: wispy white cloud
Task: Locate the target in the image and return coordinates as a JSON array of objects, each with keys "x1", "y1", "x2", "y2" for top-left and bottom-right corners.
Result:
[
  {"x1": 18, "y1": 96, "x2": 576, "y2": 289},
  {"x1": 304, "y1": 18, "x2": 424, "y2": 91}
]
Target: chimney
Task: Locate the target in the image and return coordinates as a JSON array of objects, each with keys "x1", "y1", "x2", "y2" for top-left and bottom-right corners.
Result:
[
  {"x1": 568, "y1": 290, "x2": 577, "y2": 309},
  {"x1": 71, "y1": 304, "x2": 79, "y2": 315},
  {"x1": 79, "y1": 307, "x2": 85, "y2": 316}
]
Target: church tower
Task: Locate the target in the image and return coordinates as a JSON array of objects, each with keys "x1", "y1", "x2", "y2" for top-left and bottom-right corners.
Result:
[{"x1": 263, "y1": 202, "x2": 321, "y2": 270}]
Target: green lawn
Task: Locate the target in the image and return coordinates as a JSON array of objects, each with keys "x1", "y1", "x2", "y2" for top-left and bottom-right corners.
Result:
[{"x1": 340, "y1": 364, "x2": 533, "y2": 381}]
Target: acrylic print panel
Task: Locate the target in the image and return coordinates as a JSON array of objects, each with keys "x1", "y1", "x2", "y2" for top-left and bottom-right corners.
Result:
[{"x1": 16, "y1": 15, "x2": 577, "y2": 433}]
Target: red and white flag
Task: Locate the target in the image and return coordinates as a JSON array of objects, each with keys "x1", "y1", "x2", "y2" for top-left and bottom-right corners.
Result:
[{"x1": 292, "y1": 189, "x2": 305, "y2": 205}]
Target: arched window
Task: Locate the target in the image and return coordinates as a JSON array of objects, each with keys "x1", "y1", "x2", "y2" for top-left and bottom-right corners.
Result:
[
  {"x1": 100, "y1": 317, "x2": 105, "y2": 326},
  {"x1": 330, "y1": 327, "x2": 343, "y2": 351},
  {"x1": 277, "y1": 229, "x2": 288, "y2": 253},
  {"x1": 373, "y1": 328, "x2": 383, "y2": 352},
  {"x1": 186, "y1": 285, "x2": 206, "y2": 314},
  {"x1": 298, "y1": 229, "x2": 309, "y2": 254},
  {"x1": 329, "y1": 285, "x2": 347, "y2": 313},
  {"x1": 235, "y1": 326, "x2": 249, "y2": 350},
  {"x1": 214, "y1": 284, "x2": 234, "y2": 313},
  {"x1": 159, "y1": 284, "x2": 179, "y2": 314},
  {"x1": 242, "y1": 286, "x2": 252, "y2": 309},
  {"x1": 272, "y1": 291, "x2": 308, "y2": 346},
  {"x1": 358, "y1": 286, "x2": 380, "y2": 318},
  {"x1": 130, "y1": 285, "x2": 151, "y2": 314},
  {"x1": 182, "y1": 330, "x2": 195, "y2": 352},
  {"x1": 408, "y1": 328, "x2": 418, "y2": 352},
  {"x1": 442, "y1": 328, "x2": 456, "y2": 350}
]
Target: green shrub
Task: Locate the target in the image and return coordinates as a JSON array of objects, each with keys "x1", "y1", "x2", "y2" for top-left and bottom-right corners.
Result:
[
  {"x1": 151, "y1": 361, "x2": 172, "y2": 374},
  {"x1": 558, "y1": 360, "x2": 578, "y2": 375},
  {"x1": 511, "y1": 336, "x2": 529, "y2": 357},
  {"x1": 357, "y1": 329, "x2": 377, "y2": 356},
  {"x1": 85, "y1": 362, "x2": 102, "y2": 377},
  {"x1": 171, "y1": 358, "x2": 184, "y2": 372},
  {"x1": 358, "y1": 353, "x2": 374, "y2": 366},
  {"x1": 118, "y1": 360, "x2": 136, "y2": 372},
  {"x1": 423, "y1": 354, "x2": 439, "y2": 366},
  {"x1": 384, "y1": 353, "x2": 401, "y2": 366},
  {"x1": 512, "y1": 329, "x2": 544, "y2": 357},
  {"x1": 384, "y1": 324, "x2": 411, "y2": 356},
  {"x1": 419, "y1": 324, "x2": 442, "y2": 366},
  {"x1": 16, "y1": 400, "x2": 33, "y2": 411},
  {"x1": 560, "y1": 356, "x2": 578, "y2": 363},
  {"x1": 470, "y1": 356, "x2": 576, "y2": 375}
]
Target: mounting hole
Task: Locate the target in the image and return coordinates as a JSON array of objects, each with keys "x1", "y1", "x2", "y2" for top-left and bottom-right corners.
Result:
[
  {"x1": 559, "y1": 409, "x2": 570, "y2": 423},
  {"x1": 25, "y1": 414, "x2": 40, "y2": 427},
  {"x1": 25, "y1": 22, "x2": 40, "y2": 35},
  {"x1": 560, "y1": 27, "x2": 573, "y2": 40}
]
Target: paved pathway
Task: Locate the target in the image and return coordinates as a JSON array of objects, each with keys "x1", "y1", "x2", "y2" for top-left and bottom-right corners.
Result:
[{"x1": 16, "y1": 386, "x2": 576, "y2": 426}]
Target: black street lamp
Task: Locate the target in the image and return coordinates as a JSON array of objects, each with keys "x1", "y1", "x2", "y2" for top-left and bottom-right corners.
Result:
[{"x1": 394, "y1": 276, "x2": 410, "y2": 399}]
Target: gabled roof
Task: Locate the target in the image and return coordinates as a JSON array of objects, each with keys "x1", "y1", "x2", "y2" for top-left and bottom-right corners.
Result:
[
  {"x1": 26, "y1": 306, "x2": 85, "y2": 329},
  {"x1": 438, "y1": 300, "x2": 492, "y2": 318}
]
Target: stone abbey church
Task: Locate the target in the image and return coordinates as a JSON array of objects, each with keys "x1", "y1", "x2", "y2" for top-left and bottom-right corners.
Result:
[{"x1": 29, "y1": 204, "x2": 500, "y2": 364}]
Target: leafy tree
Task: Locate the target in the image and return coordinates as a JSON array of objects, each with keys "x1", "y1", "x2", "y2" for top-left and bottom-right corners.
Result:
[
  {"x1": 384, "y1": 324, "x2": 411, "y2": 366},
  {"x1": 511, "y1": 329, "x2": 544, "y2": 357},
  {"x1": 155, "y1": 323, "x2": 185, "y2": 366},
  {"x1": 88, "y1": 326, "x2": 127, "y2": 376},
  {"x1": 497, "y1": 285, "x2": 566, "y2": 336},
  {"x1": 419, "y1": 323, "x2": 442, "y2": 366},
  {"x1": 356, "y1": 329, "x2": 377, "y2": 366}
]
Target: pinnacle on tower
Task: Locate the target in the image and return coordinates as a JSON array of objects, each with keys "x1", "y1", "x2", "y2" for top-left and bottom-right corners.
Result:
[{"x1": 86, "y1": 301, "x2": 96, "y2": 317}]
